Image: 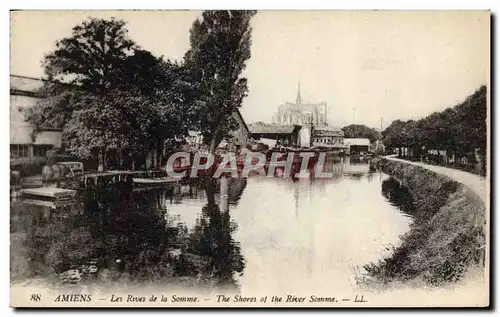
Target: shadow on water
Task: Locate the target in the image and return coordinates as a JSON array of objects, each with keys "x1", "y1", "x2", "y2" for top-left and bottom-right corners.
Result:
[
  {"x1": 185, "y1": 201, "x2": 245, "y2": 290},
  {"x1": 10, "y1": 178, "x2": 246, "y2": 292},
  {"x1": 381, "y1": 177, "x2": 415, "y2": 215}
]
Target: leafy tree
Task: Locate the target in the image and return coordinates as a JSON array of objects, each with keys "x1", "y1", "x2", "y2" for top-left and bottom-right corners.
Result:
[
  {"x1": 183, "y1": 10, "x2": 256, "y2": 207},
  {"x1": 341, "y1": 124, "x2": 381, "y2": 143},
  {"x1": 26, "y1": 17, "x2": 191, "y2": 171},
  {"x1": 184, "y1": 10, "x2": 256, "y2": 154},
  {"x1": 25, "y1": 17, "x2": 138, "y2": 170},
  {"x1": 382, "y1": 120, "x2": 403, "y2": 147},
  {"x1": 43, "y1": 17, "x2": 136, "y2": 93},
  {"x1": 382, "y1": 85, "x2": 487, "y2": 175},
  {"x1": 61, "y1": 91, "x2": 156, "y2": 166},
  {"x1": 115, "y1": 50, "x2": 195, "y2": 167}
]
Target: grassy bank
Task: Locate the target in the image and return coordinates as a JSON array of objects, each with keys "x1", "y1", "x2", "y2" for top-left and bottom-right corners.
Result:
[{"x1": 363, "y1": 158, "x2": 486, "y2": 286}]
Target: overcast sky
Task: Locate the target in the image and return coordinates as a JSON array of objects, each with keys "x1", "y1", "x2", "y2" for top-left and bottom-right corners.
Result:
[{"x1": 11, "y1": 10, "x2": 489, "y2": 129}]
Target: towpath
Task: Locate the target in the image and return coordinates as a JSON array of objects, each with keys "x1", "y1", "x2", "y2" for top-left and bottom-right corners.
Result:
[{"x1": 385, "y1": 156, "x2": 488, "y2": 205}]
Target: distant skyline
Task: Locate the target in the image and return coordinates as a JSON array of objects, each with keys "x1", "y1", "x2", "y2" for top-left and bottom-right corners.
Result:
[{"x1": 10, "y1": 11, "x2": 489, "y2": 129}]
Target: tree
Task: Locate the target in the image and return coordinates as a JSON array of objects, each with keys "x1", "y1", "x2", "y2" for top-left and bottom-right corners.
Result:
[
  {"x1": 26, "y1": 17, "x2": 191, "y2": 171},
  {"x1": 382, "y1": 85, "x2": 487, "y2": 174},
  {"x1": 382, "y1": 120, "x2": 407, "y2": 155},
  {"x1": 43, "y1": 17, "x2": 136, "y2": 93},
  {"x1": 183, "y1": 11, "x2": 256, "y2": 207},
  {"x1": 184, "y1": 10, "x2": 256, "y2": 154},
  {"x1": 341, "y1": 124, "x2": 381, "y2": 143},
  {"x1": 26, "y1": 18, "x2": 138, "y2": 170},
  {"x1": 61, "y1": 91, "x2": 156, "y2": 167},
  {"x1": 116, "y1": 50, "x2": 194, "y2": 168}
]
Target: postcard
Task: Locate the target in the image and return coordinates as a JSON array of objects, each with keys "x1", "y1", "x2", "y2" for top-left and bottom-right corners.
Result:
[{"x1": 9, "y1": 10, "x2": 490, "y2": 308}]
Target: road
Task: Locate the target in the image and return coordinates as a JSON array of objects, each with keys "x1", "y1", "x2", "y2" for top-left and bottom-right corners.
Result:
[{"x1": 385, "y1": 156, "x2": 488, "y2": 204}]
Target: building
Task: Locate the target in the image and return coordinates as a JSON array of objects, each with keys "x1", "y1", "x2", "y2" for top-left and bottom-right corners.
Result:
[
  {"x1": 231, "y1": 109, "x2": 250, "y2": 149},
  {"x1": 10, "y1": 75, "x2": 62, "y2": 166},
  {"x1": 344, "y1": 138, "x2": 371, "y2": 154},
  {"x1": 249, "y1": 124, "x2": 302, "y2": 147},
  {"x1": 150, "y1": 109, "x2": 249, "y2": 169},
  {"x1": 298, "y1": 123, "x2": 313, "y2": 148},
  {"x1": 272, "y1": 83, "x2": 328, "y2": 126},
  {"x1": 12, "y1": 74, "x2": 249, "y2": 172},
  {"x1": 311, "y1": 126, "x2": 346, "y2": 152},
  {"x1": 182, "y1": 109, "x2": 249, "y2": 152}
]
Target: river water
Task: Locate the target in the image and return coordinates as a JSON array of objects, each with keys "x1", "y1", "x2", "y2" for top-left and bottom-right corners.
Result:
[{"x1": 11, "y1": 156, "x2": 414, "y2": 294}]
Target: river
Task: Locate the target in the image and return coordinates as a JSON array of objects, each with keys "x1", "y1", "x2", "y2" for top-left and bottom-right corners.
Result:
[{"x1": 11, "y1": 156, "x2": 414, "y2": 294}]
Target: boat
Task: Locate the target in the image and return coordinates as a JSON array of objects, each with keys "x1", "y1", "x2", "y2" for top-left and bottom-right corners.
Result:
[
  {"x1": 20, "y1": 187, "x2": 77, "y2": 208},
  {"x1": 20, "y1": 187, "x2": 77, "y2": 199}
]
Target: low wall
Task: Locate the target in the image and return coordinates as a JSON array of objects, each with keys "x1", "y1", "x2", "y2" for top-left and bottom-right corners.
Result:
[{"x1": 364, "y1": 157, "x2": 486, "y2": 286}]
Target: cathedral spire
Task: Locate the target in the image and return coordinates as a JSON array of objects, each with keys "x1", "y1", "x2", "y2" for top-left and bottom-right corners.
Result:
[{"x1": 296, "y1": 81, "x2": 302, "y2": 104}]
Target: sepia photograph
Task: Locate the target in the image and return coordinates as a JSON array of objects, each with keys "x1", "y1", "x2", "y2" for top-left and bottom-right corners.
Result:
[{"x1": 9, "y1": 10, "x2": 489, "y2": 308}]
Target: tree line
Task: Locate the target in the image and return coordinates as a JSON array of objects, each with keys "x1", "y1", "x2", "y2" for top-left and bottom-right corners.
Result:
[
  {"x1": 27, "y1": 11, "x2": 256, "y2": 171},
  {"x1": 382, "y1": 85, "x2": 487, "y2": 175},
  {"x1": 341, "y1": 124, "x2": 381, "y2": 143}
]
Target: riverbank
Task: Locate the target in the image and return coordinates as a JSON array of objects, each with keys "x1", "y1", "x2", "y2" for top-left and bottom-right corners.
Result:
[
  {"x1": 383, "y1": 156, "x2": 487, "y2": 204},
  {"x1": 363, "y1": 156, "x2": 487, "y2": 286}
]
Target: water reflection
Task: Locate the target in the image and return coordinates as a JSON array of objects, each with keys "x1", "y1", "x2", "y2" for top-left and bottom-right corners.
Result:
[
  {"x1": 187, "y1": 202, "x2": 245, "y2": 289},
  {"x1": 11, "y1": 180, "x2": 246, "y2": 291},
  {"x1": 381, "y1": 177, "x2": 415, "y2": 215},
  {"x1": 11, "y1": 156, "x2": 413, "y2": 294}
]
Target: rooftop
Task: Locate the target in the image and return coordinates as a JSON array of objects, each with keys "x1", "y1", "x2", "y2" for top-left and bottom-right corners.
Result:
[
  {"x1": 344, "y1": 138, "x2": 371, "y2": 146},
  {"x1": 313, "y1": 126, "x2": 344, "y2": 136}
]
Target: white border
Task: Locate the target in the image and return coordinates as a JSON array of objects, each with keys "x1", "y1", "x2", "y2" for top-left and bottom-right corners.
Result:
[{"x1": 2, "y1": 1, "x2": 498, "y2": 316}]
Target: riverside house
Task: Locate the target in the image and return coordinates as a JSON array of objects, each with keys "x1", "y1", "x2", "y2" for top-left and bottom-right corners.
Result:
[
  {"x1": 10, "y1": 75, "x2": 62, "y2": 167},
  {"x1": 249, "y1": 124, "x2": 302, "y2": 148}
]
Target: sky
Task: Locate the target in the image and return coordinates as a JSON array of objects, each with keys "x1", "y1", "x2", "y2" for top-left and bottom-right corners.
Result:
[{"x1": 10, "y1": 10, "x2": 490, "y2": 130}]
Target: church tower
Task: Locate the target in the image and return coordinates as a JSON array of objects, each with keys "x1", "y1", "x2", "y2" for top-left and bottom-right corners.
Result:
[{"x1": 272, "y1": 81, "x2": 328, "y2": 127}]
